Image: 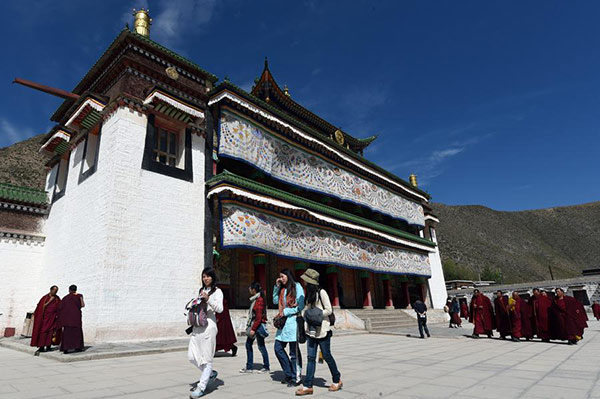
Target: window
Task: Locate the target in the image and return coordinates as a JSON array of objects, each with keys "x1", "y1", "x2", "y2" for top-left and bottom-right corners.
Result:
[
  {"x1": 142, "y1": 113, "x2": 193, "y2": 182},
  {"x1": 79, "y1": 125, "x2": 102, "y2": 183},
  {"x1": 53, "y1": 155, "x2": 70, "y2": 202},
  {"x1": 154, "y1": 127, "x2": 179, "y2": 167},
  {"x1": 429, "y1": 227, "x2": 437, "y2": 243}
]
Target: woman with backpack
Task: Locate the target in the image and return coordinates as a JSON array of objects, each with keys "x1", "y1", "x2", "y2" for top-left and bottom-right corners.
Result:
[
  {"x1": 188, "y1": 268, "x2": 223, "y2": 398},
  {"x1": 239, "y1": 281, "x2": 270, "y2": 374},
  {"x1": 295, "y1": 268, "x2": 342, "y2": 396},
  {"x1": 273, "y1": 268, "x2": 305, "y2": 387}
]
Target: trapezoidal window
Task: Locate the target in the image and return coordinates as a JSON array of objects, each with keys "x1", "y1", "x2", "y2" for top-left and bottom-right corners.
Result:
[
  {"x1": 53, "y1": 155, "x2": 70, "y2": 202},
  {"x1": 79, "y1": 124, "x2": 102, "y2": 183}
]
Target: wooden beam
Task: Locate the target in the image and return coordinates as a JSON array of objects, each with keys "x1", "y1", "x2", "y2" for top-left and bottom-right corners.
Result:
[{"x1": 13, "y1": 78, "x2": 79, "y2": 100}]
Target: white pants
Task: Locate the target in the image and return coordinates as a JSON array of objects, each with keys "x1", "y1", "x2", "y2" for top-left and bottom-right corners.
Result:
[{"x1": 197, "y1": 362, "x2": 213, "y2": 391}]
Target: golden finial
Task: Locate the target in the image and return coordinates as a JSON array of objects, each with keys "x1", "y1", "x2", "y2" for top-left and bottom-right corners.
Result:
[
  {"x1": 284, "y1": 85, "x2": 291, "y2": 97},
  {"x1": 409, "y1": 174, "x2": 418, "y2": 187},
  {"x1": 132, "y1": 8, "x2": 152, "y2": 37}
]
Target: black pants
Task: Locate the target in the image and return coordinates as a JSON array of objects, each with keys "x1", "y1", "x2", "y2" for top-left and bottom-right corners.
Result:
[{"x1": 418, "y1": 316, "x2": 430, "y2": 338}]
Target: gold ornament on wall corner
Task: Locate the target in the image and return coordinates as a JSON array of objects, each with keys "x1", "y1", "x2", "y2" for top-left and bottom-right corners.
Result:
[
  {"x1": 165, "y1": 66, "x2": 179, "y2": 80},
  {"x1": 334, "y1": 129, "x2": 344, "y2": 146}
]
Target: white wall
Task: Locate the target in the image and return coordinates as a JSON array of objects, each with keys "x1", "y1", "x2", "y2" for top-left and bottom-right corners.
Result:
[
  {"x1": 0, "y1": 237, "x2": 45, "y2": 335},
  {"x1": 428, "y1": 247, "x2": 448, "y2": 309},
  {"x1": 41, "y1": 107, "x2": 207, "y2": 342}
]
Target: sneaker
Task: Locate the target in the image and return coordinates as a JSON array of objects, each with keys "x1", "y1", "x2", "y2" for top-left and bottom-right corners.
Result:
[
  {"x1": 329, "y1": 380, "x2": 343, "y2": 392},
  {"x1": 189, "y1": 387, "x2": 204, "y2": 398},
  {"x1": 239, "y1": 368, "x2": 254, "y2": 374},
  {"x1": 257, "y1": 368, "x2": 269, "y2": 374},
  {"x1": 295, "y1": 387, "x2": 314, "y2": 396}
]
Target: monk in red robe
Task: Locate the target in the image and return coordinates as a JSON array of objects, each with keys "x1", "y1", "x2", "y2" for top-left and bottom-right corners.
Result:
[
  {"x1": 31, "y1": 285, "x2": 61, "y2": 354},
  {"x1": 493, "y1": 291, "x2": 511, "y2": 340},
  {"x1": 57, "y1": 285, "x2": 85, "y2": 353},
  {"x1": 216, "y1": 297, "x2": 237, "y2": 356},
  {"x1": 519, "y1": 295, "x2": 534, "y2": 340},
  {"x1": 592, "y1": 302, "x2": 600, "y2": 321},
  {"x1": 549, "y1": 288, "x2": 588, "y2": 345},
  {"x1": 469, "y1": 289, "x2": 495, "y2": 338},
  {"x1": 460, "y1": 300, "x2": 470, "y2": 320},
  {"x1": 530, "y1": 288, "x2": 552, "y2": 342}
]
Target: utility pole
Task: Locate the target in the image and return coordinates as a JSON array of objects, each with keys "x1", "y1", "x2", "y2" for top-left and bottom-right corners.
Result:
[{"x1": 548, "y1": 265, "x2": 555, "y2": 281}]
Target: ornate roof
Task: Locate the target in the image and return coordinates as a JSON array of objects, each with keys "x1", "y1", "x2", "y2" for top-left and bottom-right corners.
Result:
[
  {"x1": 251, "y1": 58, "x2": 377, "y2": 152},
  {"x1": 0, "y1": 183, "x2": 48, "y2": 207}
]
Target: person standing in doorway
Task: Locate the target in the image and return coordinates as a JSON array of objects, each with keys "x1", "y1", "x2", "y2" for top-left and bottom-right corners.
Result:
[
  {"x1": 57, "y1": 285, "x2": 84, "y2": 354},
  {"x1": 240, "y1": 282, "x2": 269, "y2": 374},
  {"x1": 295, "y1": 269, "x2": 342, "y2": 396},
  {"x1": 413, "y1": 299, "x2": 430, "y2": 339},
  {"x1": 273, "y1": 269, "x2": 305, "y2": 387},
  {"x1": 31, "y1": 285, "x2": 61, "y2": 355},
  {"x1": 188, "y1": 268, "x2": 223, "y2": 398}
]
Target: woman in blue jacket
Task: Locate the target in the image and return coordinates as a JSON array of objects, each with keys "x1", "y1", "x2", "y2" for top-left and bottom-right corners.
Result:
[{"x1": 273, "y1": 268, "x2": 305, "y2": 386}]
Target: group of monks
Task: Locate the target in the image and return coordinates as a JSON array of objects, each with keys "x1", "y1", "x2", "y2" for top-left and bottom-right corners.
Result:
[
  {"x1": 30, "y1": 285, "x2": 85, "y2": 355},
  {"x1": 467, "y1": 288, "x2": 590, "y2": 345}
]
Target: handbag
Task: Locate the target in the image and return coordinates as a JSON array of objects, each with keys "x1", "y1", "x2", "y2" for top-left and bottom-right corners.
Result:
[
  {"x1": 186, "y1": 296, "x2": 209, "y2": 328},
  {"x1": 273, "y1": 314, "x2": 287, "y2": 330},
  {"x1": 319, "y1": 290, "x2": 336, "y2": 326},
  {"x1": 297, "y1": 315, "x2": 307, "y2": 344}
]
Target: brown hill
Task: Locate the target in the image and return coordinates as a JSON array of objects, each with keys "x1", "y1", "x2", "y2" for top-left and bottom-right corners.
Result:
[
  {"x1": 432, "y1": 202, "x2": 600, "y2": 283},
  {"x1": 0, "y1": 134, "x2": 47, "y2": 189}
]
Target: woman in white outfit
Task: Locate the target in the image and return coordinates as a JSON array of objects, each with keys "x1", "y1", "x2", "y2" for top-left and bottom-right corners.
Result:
[{"x1": 189, "y1": 268, "x2": 224, "y2": 398}]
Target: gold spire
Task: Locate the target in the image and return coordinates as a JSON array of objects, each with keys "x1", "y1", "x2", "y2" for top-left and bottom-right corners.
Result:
[
  {"x1": 132, "y1": 8, "x2": 152, "y2": 37},
  {"x1": 284, "y1": 85, "x2": 291, "y2": 97},
  {"x1": 409, "y1": 174, "x2": 418, "y2": 187}
]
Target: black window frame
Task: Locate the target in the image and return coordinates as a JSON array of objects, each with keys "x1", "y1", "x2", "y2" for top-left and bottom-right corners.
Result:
[
  {"x1": 78, "y1": 123, "x2": 103, "y2": 184},
  {"x1": 52, "y1": 154, "x2": 70, "y2": 203}
]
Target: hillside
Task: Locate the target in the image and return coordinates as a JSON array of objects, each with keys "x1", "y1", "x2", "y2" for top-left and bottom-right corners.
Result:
[
  {"x1": 1, "y1": 135, "x2": 599, "y2": 284},
  {"x1": 432, "y1": 202, "x2": 600, "y2": 283}
]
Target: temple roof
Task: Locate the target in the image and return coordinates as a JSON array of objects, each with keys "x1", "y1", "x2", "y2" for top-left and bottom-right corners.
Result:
[
  {"x1": 251, "y1": 59, "x2": 377, "y2": 152},
  {"x1": 207, "y1": 170, "x2": 435, "y2": 250},
  {"x1": 0, "y1": 183, "x2": 48, "y2": 207}
]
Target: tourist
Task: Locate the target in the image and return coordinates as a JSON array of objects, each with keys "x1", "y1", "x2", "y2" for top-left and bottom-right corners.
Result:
[
  {"x1": 530, "y1": 288, "x2": 552, "y2": 342},
  {"x1": 469, "y1": 289, "x2": 494, "y2": 338},
  {"x1": 57, "y1": 285, "x2": 85, "y2": 354},
  {"x1": 31, "y1": 285, "x2": 61, "y2": 355},
  {"x1": 295, "y1": 269, "x2": 342, "y2": 396},
  {"x1": 549, "y1": 288, "x2": 588, "y2": 345},
  {"x1": 460, "y1": 300, "x2": 470, "y2": 320},
  {"x1": 273, "y1": 268, "x2": 305, "y2": 387},
  {"x1": 240, "y1": 281, "x2": 269, "y2": 374},
  {"x1": 215, "y1": 297, "x2": 237, "y2": 356},
  {"x1": 450, "y1": 298, "x2": 462, "y2": 328},
  {"x1": 188, "y1": 268, "x2": 223, "y2": 398},
  {"x1": 592, "y1": 301, "x2": 600, "y2": 321},
  {"x1": 493, "y1": 291, "x2": 511, "y2": 340},
  {"x1": 413, "y1": 298, "x2": 430, "y2": 338}
]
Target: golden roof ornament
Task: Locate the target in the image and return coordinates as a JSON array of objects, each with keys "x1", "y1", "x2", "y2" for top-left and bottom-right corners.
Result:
[
  {"x1": 165, "y1": 66, "x2": 179, "y2": 80},
  {"x1": 284, "y1": 85, "x2": 291, "y2": 97},
  {"x1": 334, "y1": 129, "x2": 345, "y2": 146},
  {"x1": 132, "y1": 8, "x2": 152, "y2": 37},
  {"x1": 409, "y1": 174, "x2": 418, "y2": 187}
]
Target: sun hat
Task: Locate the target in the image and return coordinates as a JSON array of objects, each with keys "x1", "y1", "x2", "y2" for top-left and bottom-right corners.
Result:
[{"x1": 301, "y1": 268, "x2": 320, "y2": 285}]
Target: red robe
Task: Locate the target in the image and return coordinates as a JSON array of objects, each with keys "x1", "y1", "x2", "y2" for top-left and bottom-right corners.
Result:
[
  {"x1": 549, "y1": 296, "x2": 588, "y2": 341},
  {"x1": 494, "y1": 296, "x2": 511, "y2": 337},
  {"x1": 30, "y1": 294, "x2": 61, "y2": 348},
  {"x1": 592, "y1": 303, "x2": 600, "y2": 321},
  {"x1": 520, "y1": 299, "x2": 534, "y2": 339},
  {"x1": 530, "y1": 295, "x2": 552, "y2": 340},
  {"x1": 510, "y1": 298, "x2": 522, "y2": 338},
  {"x1": 216, "y1": 298, "x2": 237, "y2": 352},
  {"x1": 469, "y1": 294, "x2": 495, "y2": 335},
  {"x1": 57, "y1": 293, "x2": 84, "y2": 351},
  {"x1": 460, "y1": 302, "x2": 470, "y2": 320}
]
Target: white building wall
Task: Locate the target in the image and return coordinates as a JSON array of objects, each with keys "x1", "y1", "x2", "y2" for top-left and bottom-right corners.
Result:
[
  {"x1": 428, "y1": 247, "x2": 448, "y2": 309},
  {"x1": 41, "y1": 107, "x2": 207, "y2": 342},
  {"x1": 0, "y1": 238, "x2": 45, "y2": 335}
]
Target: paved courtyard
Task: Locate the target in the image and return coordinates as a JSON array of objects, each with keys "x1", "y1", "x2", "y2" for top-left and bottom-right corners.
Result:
[{"x1": 1, "y1": 320, "x2": 600, "y2": 399}]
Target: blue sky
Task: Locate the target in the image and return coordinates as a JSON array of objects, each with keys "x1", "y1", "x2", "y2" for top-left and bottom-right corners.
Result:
[{"x1": 1, "y1": 1, "x2": 599, "y2": 210}]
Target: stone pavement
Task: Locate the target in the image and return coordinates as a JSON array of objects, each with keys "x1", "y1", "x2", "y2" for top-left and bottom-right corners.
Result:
[{"x1": 1, "y1": 321, "x2": 600, "y2": 399}]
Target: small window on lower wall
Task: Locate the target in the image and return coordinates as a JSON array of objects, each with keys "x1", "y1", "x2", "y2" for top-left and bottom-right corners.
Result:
[
  {"x1": 141, "y1": 113, "x2": 193, "y2": 182},
  {"x1": 53, "y1": 155, "x2": 70, "y2": 202},
  {"x1": 79, "y1": 125, "x2": 101, "y2": 182}
]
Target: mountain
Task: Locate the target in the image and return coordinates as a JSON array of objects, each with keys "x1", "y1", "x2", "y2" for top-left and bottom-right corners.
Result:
[
  {"x1": 0, "y1": 134, "x2": 47, "y2": 189},
  {"x1": 432, "y1": 202, "x2": 600, "y2": 283},
  {"x1": 2, "y1": 136, "x2": 599, "y2": 284}
]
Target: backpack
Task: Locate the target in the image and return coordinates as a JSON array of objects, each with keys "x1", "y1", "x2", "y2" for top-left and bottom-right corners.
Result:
[
  {"x1": 318, "y1": 290, "x2": 336, "y2": 326},
  {"x1": 185, "y1": 289, "x2": 214, "y2": 328}
]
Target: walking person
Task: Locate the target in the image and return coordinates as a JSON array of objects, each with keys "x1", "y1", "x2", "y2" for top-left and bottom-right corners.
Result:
[
  {"x1": 273, "y1": 269, "x2": 305, "y2": 387},
  {"x1": 240, "y1": 282, "x2": 270, "y2": 374},
  {"x1": 57, "y1": 285, "x2": 85, "y2": 354},
  {"x1": 469, "y1": 289, "x2": 495, "y2": 338},
  {"x1": 188, "y1": 268, "x2": 223, "y2": 398},
  {"x1": 295, "y1": 269, "x2": 342, "y2": 396},
  {"x1": 413, "y1": 299, "x2": 430, "y2": 338},
  {"x1": 31, "y1": 285, "x2": 61, "y2": 355},
  {"x1": 494, "y1": 290, "x2": 511, "y2": 340},
  {"x1": 450, "y1": 298, "x2": 462, "y2": 328}
]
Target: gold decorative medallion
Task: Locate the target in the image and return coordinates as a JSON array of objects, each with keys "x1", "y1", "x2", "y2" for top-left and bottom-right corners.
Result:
[
  {"x1": 166, "y1": 66, "x2": 179, "y2": 80},
  {"x1": 334, "y1": 129, "x2": 344, "y2": 145}
]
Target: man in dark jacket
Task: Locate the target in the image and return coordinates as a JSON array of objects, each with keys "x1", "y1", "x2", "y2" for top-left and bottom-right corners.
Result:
[{"x1": 413, "y1": 300, "x2": 430, "y2": 339}]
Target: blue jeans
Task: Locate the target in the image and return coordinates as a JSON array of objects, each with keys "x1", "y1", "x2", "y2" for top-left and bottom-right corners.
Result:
[
  {"x1": 304, "y1": 332, "x2": 340, "y2": 388},
  {"x1": 245, "y1": 324, "x2": 269, "y2": 370},
  {"x1": 274, "y1": 339, "x2": 302, "y2": 380}
]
